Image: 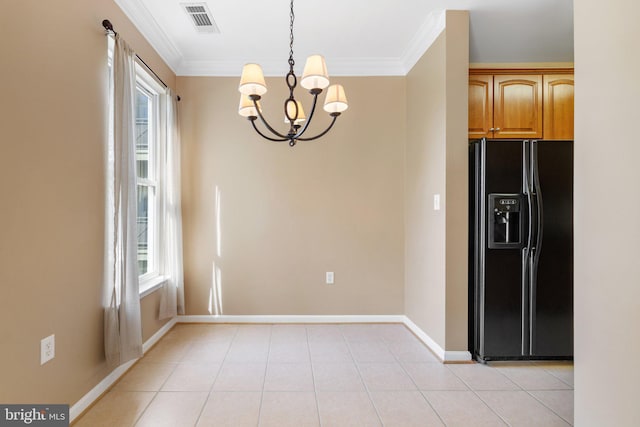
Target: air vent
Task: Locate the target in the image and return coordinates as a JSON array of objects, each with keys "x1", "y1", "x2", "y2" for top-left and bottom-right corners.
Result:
[{"x1": 181, "y1": 3, "x2": 220, "y2": 33}]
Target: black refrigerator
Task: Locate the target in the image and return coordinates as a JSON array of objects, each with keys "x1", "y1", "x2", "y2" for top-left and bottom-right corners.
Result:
[{"x1": 469, "y1": 138, "x2": 573, "y2": 362}]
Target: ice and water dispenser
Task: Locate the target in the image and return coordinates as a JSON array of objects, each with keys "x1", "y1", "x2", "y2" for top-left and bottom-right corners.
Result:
[{"x1": 488, "y1": 194, "x2": 523, "y2": 249}]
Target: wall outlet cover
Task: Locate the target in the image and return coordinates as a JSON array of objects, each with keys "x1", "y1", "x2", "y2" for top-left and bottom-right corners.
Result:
[
  {"x1": 326, "y1": 272, "x2": 334, "y2": 284},
  {"x1": 41, "y1": 334, "x2": 55, "y2": 365}
]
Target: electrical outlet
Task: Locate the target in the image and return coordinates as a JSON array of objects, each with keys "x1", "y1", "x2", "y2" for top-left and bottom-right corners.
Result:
[
  {"x1": 434, "y1": 194, "x2": 440, "y2": 211},
  {"x1": 326, "y1": 272, "x2": 334, "y2": 284},
  {"x1": 41, "y1": 334, "x2": 55, "y2": 365}
]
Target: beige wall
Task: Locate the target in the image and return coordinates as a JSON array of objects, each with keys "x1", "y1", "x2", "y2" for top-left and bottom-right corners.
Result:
[
  {"x1": 405, "y1": 33, "x2": 448, "y2": 346},
  {"x1": 444, "y1": 12, "x2": 470, "y2": 350},
  {"x1": 140, "y1": 291, "x2": 170, "y2": 342},
  {"x1": 178, "y1": 76, "x2": 406, "y2": 315},
  {"x1": 0, "y1": 0, "x2": 175, "y2": 405},
  {"x1": 404, "y1": 11, "x2": 469, "y2": 352},
  {"x1": 574, "y1": 0, "x2": 640, "y2": 424}
]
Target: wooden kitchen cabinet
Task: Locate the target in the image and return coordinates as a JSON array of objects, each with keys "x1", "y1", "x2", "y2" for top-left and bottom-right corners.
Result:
[
  {"x1": 469, "y1": 69, "x2": 573, "y2": 140},
  {"x1": 493, "y1": 75, "x2": 543, "y2": 139},
  {"x1": 468, "y1": 75, "x2": 493, "y2": 139},
  {"x1": 543, "y1": 74, "x2": 574, "y2": 140}
]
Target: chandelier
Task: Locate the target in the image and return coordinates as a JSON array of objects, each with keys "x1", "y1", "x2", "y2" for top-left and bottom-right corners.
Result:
[{"x1": 237, "y1": 0, "x2": 348, "y2": 147}]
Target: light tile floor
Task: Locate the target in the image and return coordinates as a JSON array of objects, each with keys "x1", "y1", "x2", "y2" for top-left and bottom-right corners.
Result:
[{"x1": 74, "y1": 324, "x2": 573, "y2": 426}]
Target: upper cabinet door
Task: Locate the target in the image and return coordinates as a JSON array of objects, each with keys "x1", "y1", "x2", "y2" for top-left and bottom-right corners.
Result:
[
  {"x1": 543, "y1": 75, "x2": 574, "y2": 140},
  {"x1": 493, "y1": 75, "x2": 543, "y2": 139},
  {"x1": 469, "y1": 75, "x2": 493, "y2": 139}
]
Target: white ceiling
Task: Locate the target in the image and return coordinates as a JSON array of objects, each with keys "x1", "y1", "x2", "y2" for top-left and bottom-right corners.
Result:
[{"x1": 114, "y1": 0, "x2": 574, "y2": 77}]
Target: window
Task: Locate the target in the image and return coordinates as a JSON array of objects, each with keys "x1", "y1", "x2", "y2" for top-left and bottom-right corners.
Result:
[
  {"x1": 135, "y1": 66, "x2": 167, "y2": 291},
  {"x1": 107, "y1": 41, "x2": 168, "y2": 294},
  {"x1": 135, "y1": 86, "x2": 154, "y2": 275}
]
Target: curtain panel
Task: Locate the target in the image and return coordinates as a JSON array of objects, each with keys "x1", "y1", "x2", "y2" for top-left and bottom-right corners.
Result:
[
  {"x1": 159, "y1": 90, "x2": 185, "y2": 319},
  {"x1": 104, "y1": 34, "x2": 143, "y2": 367}
]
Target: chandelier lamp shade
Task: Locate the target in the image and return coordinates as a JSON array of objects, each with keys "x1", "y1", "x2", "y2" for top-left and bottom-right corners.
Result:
[{"x1": 237, "y1": 0, "x2": 348, "y2": 147}]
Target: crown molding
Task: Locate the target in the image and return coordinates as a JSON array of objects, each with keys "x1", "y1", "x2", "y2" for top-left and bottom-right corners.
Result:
[
  {"x1": 177, "y1": 57, "x2": 407, "y2": 77},
  {"x1": 399, "y1": 10, "x2": 446, "y2": 74},
  {"x1": 114, "y1": 0, "x2": 182, "y2": 73},
  {"x1": 325, "y1": 57, "x2": 407, "y2": 77},
  {"x1": 115, "y1": 0, "x2": 447, "y2": 77}
]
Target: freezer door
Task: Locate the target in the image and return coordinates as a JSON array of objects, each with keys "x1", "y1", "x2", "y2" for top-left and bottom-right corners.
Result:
[
  {"x1": 530, "y1": 140, "x2": 574, "y2": 357},
  {"x1": 476, "y1": 139, "x2": 527, "y2": 359}
]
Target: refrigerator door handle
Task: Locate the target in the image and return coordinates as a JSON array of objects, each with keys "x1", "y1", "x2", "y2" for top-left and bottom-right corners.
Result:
[
  {"x1": 529, "y1": 140, "x2": 544, "y2": 355},
  {"x1": 521, "y1": 140, "x2": 532, "y2": 355},
  {"x1": 477, "y1": 138, "x2": 487, "y2": 358},
  {"x1": 529, "y1": 246, "x2": 537, "y2": 354},
  {"x1": 523, "y1": 141, "x2": 534, "y2": 252},
  {"x1": 531, "y1": 140, "x2": 544, "y2": 258},
  {"x1": 521, "y1": 246, "x2": 530, "y2": 355}
]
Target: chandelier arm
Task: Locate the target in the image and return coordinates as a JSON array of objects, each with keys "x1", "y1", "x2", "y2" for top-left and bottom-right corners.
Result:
[
  {"x1": 292, "y1": 92, "x2": 319, "y2": 139},
  {"x1": 252, "y1": 98, "x2": 290, "y2": 139},
  {"x1": 296, "y1": 115, "x2": 339, "y2": 141},
  {"x1": 250, "y1": 119, "x2": 288, "y2": 142}
]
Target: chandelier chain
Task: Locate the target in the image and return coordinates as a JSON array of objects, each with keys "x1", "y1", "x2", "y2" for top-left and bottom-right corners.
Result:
[{"x1": 288, "y1": 0, "x2": 295, "y2": 69}]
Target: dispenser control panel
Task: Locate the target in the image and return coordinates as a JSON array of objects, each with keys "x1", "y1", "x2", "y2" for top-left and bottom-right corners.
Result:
[{"x1": 488, "y1": 194, "x2": 524, "y2": 249}]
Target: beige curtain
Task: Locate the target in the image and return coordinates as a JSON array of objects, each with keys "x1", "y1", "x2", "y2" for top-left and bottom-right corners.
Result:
[
  {"x1": 104, "y1": 34, "x2": 143, "y2": 367},
  {"x1": 159, "y1": 90, "x2": 185, "y2": 319}
]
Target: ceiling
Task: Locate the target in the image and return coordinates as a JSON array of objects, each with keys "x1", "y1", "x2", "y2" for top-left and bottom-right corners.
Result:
[{"x1": 114, "y1": 0, "x2": 574, "y2": 77}]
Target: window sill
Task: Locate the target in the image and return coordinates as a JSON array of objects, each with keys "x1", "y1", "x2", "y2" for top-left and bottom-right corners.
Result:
[{"x1": 140, "y1": 275, "x2": 168, "y2": 298}]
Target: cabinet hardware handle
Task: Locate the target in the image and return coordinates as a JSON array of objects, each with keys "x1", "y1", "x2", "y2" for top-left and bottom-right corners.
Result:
[
  {"x1": 495, "y1": 128, "x2": 501, "y2": 132},
  {"x1": 489, "y1": 128, "x2": 495, "y2": 132}
]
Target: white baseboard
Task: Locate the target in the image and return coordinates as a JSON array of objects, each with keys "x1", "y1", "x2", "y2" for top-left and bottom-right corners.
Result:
[
  {"x1": 401, "y1": 316, "x2": 472, "y2": 363},
  {"x1": 69, "y1": 317, "x2": 177, "y2": 422},
  {"x1": 177, "y1": 314, "x2": 406, "y2": 324},
  {"x1": 142, "y1": 317, "x2": 178, "y2": 353}
]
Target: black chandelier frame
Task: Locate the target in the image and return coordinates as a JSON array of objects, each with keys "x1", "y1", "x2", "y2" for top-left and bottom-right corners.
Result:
[{"x1": 243, "y1": 0, "x2": 342, "y2": 147}]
